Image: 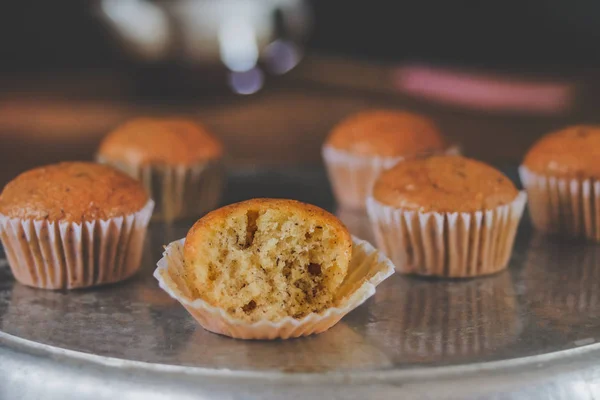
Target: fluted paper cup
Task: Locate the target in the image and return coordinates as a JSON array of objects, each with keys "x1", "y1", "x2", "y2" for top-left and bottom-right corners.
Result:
[
  {"x1": 154, "y1": 236, "x2": 395, "y2": 340},
  {"x1": 367, "y1": 192, "x2": 527, "y2": 277},
  {"x1": 98, "y1": 156, "x2": 224, "y2": 222},
  {"x1": 0, "y1": 200, "x2": 154, "y2": 289},
  {"x1": 322, "y1": 145, "x2": 460, "y2": 211},
  {"x1": 519, "y1": 166, "x2": 600, "y2": 241}
]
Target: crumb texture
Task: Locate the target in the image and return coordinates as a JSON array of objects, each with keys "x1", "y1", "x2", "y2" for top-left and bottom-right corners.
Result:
[
  {"x1": 325, "y1": 109, "x2": 446, "y2": 157},
  {"x1": 183, "y1": 199, "x2": 352, "y2": 322},
  {"x1": 373, "y1": 156, "x2": 518, "y2": 213},
  {"x1": 0, "y1": 162, "x2": 148, "y2": 221}
]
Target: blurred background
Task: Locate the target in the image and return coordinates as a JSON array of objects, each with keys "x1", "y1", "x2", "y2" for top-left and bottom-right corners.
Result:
[{"x1": 1, "y1": 0, "x2": 599, "y2": 186}]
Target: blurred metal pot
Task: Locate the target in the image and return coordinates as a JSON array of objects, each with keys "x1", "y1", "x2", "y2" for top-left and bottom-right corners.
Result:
[{"x1": 95, "y1": 0, "x2": 312, "y2": 93}]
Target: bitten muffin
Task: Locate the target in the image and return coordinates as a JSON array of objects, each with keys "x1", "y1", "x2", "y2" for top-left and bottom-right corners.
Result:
[
  {"x1": 183, "y1": 199, "x2": 352, "y2": 322},
  {"x1": 0, "y1": 162, "x2": 154, "y2": 289},
  {"x1": 155, "y1": 198, "x2": 395, "y2": 339},
  {"x1": 322, "y1": 109, "x2": 456, "y2": 210},
  {"x1": 367, "y1": 156, "x2": 527, "y2": 277},
  {"x1": 98, "y1": 117, "x2": 225, "y2": 222},
  {"x1": 519, "y1": 125, "x2": 600, "y2": 241}
]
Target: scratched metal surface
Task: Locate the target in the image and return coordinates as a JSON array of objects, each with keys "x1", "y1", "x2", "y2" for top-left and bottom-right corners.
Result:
[{"x1": 1, "y1": 167, "x2": 600, "y2": 399}]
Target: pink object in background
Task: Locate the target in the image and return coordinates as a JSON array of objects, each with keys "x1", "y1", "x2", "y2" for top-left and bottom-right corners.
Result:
[{"x1": 393, "y1": 65, "x2": 576, "y2": 115}]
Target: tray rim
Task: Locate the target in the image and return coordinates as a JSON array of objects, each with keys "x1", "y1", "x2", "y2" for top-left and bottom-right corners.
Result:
[{"x1": 3, "y1": 329, "x2": 600, "y2": 382}]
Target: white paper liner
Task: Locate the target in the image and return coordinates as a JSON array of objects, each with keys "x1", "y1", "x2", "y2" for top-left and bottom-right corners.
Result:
[
  {"x1": 366, "y1": 192, "x2": 527, "y2": 277},
  {"x1": 519, "y1": 166, "x2": 600, "y2": 241},
  {"x1": 97, "y1": 156, "x2": 224, "y2": 222},
  {"x1": 154, "y1": 236, "x2": 395, "y2": 340},
  {"x1": 0, "y1": 200, "x2": 154, "y2": 289},
  {"x1": 322, "y1": 144, "x2": 460, "y2": 211}
]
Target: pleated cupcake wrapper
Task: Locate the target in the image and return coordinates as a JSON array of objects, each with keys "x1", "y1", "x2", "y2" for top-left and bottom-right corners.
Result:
[
  {"x1": 154, "y1": 236, "x2": 395, "y2": 340},
  {"x1": 0, "y1": 200, "x2": 154, "y2": 289},
  {"x1": 322, "y1": 145, "x2": 460, "y2": 211},
  {"x1": 97, "y1": 156, "x2": 224, "y2": 222},
  {"x1": 366, "y1": 192, "x2": 527, "y2": 277},
  {"x1": 519, "y1": 166, "x2": 600, "y2": 241}
]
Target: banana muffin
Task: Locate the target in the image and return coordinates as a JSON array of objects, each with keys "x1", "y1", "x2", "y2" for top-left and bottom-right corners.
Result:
[
  {"x1": 98, "y1": 117, "x2": 224, "y2": 222},
  {"x1": 0, "y1": 162, "x2": 153, "y2": 289},
  {"x1": 183, "y1": 198, "x2": 352, "y2": 322},
  {"x1": 367, "y1": 156, "x2": 527, "y2": 277},
  {"x1": 322, "y1": 109, "x2": 455, "y2": 210},
  {"x1": 155, "y1": 198, "x2": 396, "y2": 339},
  {"x1": 520, "y1": 125, "x2": 600, "y2": 241}
]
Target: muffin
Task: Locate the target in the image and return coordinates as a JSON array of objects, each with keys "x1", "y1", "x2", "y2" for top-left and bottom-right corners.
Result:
[
  {"x1": 154, "y1": 198, "x2": 394, "y2": 339},
  {"x1": 322, "y1": 109, "x2": 457, "y2": 210},
  {"x1": 98, "y1": 117, "x2": 224, "y2": 222},
  {"x1": 0, "y1": 162, "x2": 154, "y2": 289},
  {"x1": 519, "y1": 125, "x2": 600, "y2": 241},
  {"x1": 367, "y1": 156, "x2": 527, "y2": 277}
]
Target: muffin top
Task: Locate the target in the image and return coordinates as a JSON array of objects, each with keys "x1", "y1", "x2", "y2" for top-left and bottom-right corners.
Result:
[
  {"x1": 186, "y1": 198, "x2": 351, "y2": 245},
  {"x1": 98, "y1": 117, "x2": 223, "y2": 166},
  {"x1": 184, "y1": 198, "x2": 352, "y2": 322},
  {"x1": 523, "y1": 125, "x2": 600, "y2": 179},
  {"x1": 325, "y1": 109, "x2": 447, "y2": 158},
  {"x1": 0, "y1": 162, "x2": 149, "y2": 222},
  {"x1": 372, "y1": 156, "x2": 518, "y2": 213}
]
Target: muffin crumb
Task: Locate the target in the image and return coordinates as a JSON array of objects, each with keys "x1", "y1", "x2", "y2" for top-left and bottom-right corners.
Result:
[{"x1": 183, "y1": 199, "x2": 352, "y2": 322}]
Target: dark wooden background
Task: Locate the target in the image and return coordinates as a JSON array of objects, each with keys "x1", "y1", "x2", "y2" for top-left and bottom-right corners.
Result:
[
  {"x1": 2, "y1": 54, "x2": 599, "y2": 188},
  {"x1": 2, "y1": 2, "x2": 600, "y2": 186}
]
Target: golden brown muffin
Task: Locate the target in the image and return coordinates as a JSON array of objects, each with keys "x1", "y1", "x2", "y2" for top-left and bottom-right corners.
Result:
[
  {"x1": 98, "y1": 117, "x2": 223, "y2": 166},
  {"x1": 520, "y1": 125, "x2": 600, "y2": 241},
  {"x1": 373, "y1": 156, "x2": 518, "y2": 213},
  {"x1": 97, "y1": 117, "x2": 225, "y2": 222},
  {"x1": 183, "y1": 199, "x2": 352, "y2": 322},
  {"x1": 322, "y1": 109, "x2": 454, "y2": 211},
  {"x1": 0, "y1": 162, "x2": 148, "y2": 221},
  {"x1": 0, "y1": 162, "x2": 153, "y2": 289},
  {"x1": 523, "y1": 125, "x2": 600, "y2": 179},
  {"x1": 368, "y1": 156, "x2": 526, "y2": 277},
  {"x1": 325, "y1": 109, "x2": 446, "y2": 158}
]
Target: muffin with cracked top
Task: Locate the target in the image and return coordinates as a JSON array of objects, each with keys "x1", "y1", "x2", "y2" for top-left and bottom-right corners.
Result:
[
  {"x1": 367, "y1": 156, "x2": 526, "y2": 277},
  {"x1": 0, "y1": 162, "x2": 153, "y2": 289}
]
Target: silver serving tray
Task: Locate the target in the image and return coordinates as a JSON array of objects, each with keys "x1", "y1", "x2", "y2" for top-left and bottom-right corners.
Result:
[{"x1": 2, "y1": 168, "x2": 600, "y2": 400}]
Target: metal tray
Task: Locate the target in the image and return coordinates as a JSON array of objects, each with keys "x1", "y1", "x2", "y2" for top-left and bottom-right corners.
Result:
[{"x1": 2, "y1": 167, "x2": 600, "y2": 400}]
